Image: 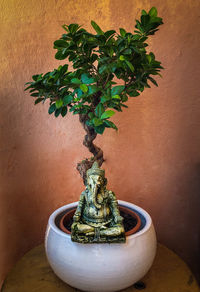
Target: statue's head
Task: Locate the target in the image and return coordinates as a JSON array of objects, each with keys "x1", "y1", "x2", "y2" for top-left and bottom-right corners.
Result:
[
  {"x1": 87, "y1": 161, "x2": 104, "y2": 178},
  {"x1": 86, "y1": 162, "x2": 107, "y2": 208}
]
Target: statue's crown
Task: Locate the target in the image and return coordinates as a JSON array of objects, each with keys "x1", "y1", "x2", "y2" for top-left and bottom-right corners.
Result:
[{"x1": 87, "y1": 161, "x2": 105, "y2": 178}]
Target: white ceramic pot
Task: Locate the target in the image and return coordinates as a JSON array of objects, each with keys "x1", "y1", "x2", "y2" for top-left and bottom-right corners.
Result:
[{"x1": 45, "y1": 200, "x2": 157, "y2": 292}]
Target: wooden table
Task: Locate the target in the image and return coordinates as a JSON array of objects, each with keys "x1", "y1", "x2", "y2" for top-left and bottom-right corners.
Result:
[{"x1": 1, "y1": 243, "x2": 199, "y2": 292}]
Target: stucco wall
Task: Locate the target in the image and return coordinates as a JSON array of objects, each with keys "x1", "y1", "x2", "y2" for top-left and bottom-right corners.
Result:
[{"x1": 0, "y1": 0, "x2": 200, "y2": 287}]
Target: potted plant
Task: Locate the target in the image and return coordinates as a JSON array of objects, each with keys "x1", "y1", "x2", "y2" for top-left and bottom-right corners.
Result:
[{"x1": 25, "y1": 7, "x2": 163, "y2": 292}]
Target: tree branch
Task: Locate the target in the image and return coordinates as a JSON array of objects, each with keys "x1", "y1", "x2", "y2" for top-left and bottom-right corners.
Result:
[{"x1": 76, "y1": 114, "x2": 105, "y2": 184}]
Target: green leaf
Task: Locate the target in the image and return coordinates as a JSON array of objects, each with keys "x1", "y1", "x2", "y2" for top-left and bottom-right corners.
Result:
[
  {"x1": 63, "y1": 95, "x2": 73, "y2": 105},
  {"x1": 54, "y1": 108, "x2": 62, "y2": 117},
  {"x1": 108, "y1": 47, "x2": 114, "y2": 57},
  {"x1": 92, "y1": 117, "x2": 103, "y2": 126},
  {"x1": 112, "y1": 95, "x2": 121, "y2": 99},
  {"x1": 77, "y1": 88, "x2": 83, "y2": 98},
  {"x1": 94, "y1": 124, "x2": 105, "y2": 134},
  {"x1": 48, "y1": 103, "x2": 56, "y2": 114},
  {"x1": 104, "y1": 120, "x2": 118, "y2": 130},
  {"x1": 99, "y1": 65, "x2": 107, "y2": 74},
  {"x1": 80, "y1": 84, "x2": 88, "y2": 93},
  {"x1": 149, "y1": 16, "x2": 163, "y2": 24},
  {"x1": 95, "y1": 103, "x2": 104, "y2": 117},
  {"x1": 68, "y1": 23, "x2": 79, "y2": 34},
  {"x1": 31, "y1": 92, "x2": 39, "y2": 97},
  {"x1": 54, "y1": 40, "x2": 68, "y2": 48},
  {"x1": 119, "y1": 55, "x2": 125, "y2": 61},
  {"x1": 101, "y1": 110, "x2": 115, "y2": 119},
  {"x1": 91, "y1": 20, "x2": 103, "y2": 35},
  {"x1": 61, "y1": 107, "x2": 68, "y2": 117},
  {"x1": 55, "y1": 50, "x2": 68, "y2": 60},
  {"x1": 132, "y1": 34, "x2": 141, "y2": 40},
  {"x1": 88, "y1": 112, "x2": 95, "y2": 119},
  {"x1": 128, "y1": 90, "x2": 140, "y2": 97},
  {"x1": 88, "y1": 85, "x2": 98, "y2": 95},
  {"x1": 71, "y1": 78, "x2": 81, "y2": 84},
  {"x1": 149, "y1": 7, "x2": 157, "y2": 17},
  {"x1": 141, "y1": 15, "x2": 150, "y2": 26},
  {"x1": 148, "y1": 76, "x2": 158, "y2": 86},
  {"x1": 135, "y1": 20, "x2": 144, "y2": 33},
  {"x1": 101, "y1": 95, "x2": 110, "y2": 103},
  {"x1": 125, "y1": 60, "x2": 135, "y2": 72},
  {"x1": 32, "y1": 74, "x2": 40, "y2": 81},
  {"x1": 141, "y1": 9, "x2": 147, "y2": 15},
  {"x1": 56, "y1": 99, "x2": 63, "y2": 109},
  {"x1": 119, "y1": 28, "x2": 126, "y2": 37},
  {"x1": 111, "y1": 85, "x2": 125, "y2": 96},
  {"x1": 62, "y1": 24, "x2": 69, "y2": 32},
  {"x1": 104, "y1": 30, "x2": 116, "y2": 39},
  {"x1": 34, "y1": 98, "x2": 43, "y2": 105},
  {"x1": 121, "y1": 94, "x2": 128, "y2": 102},
  {"x1": 24, "y1": 84, "x2": 32, "y2": 91},
  {"x1": 123, "y1": 48, "x2": 132, "y2": 55},
  {"x1": 120, "y1": 103, "x2": 128, "y2": 108},
  {"x1": 146, "y1": 55, "x2": 152, "y2": 63},
  {"x1": 60, "y1": 64, "x2": 68, "y2": 74},
  {"x1": 81, "y1": 73, "x2": 96, "y2": 84}
]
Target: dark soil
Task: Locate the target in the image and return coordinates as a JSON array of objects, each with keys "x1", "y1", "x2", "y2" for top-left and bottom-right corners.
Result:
[
  {"x1": 120, "y1": 209, "x2": 138, "y2": 233},
  {"x1": 64, "y1": 215, "x2": 74, "y2": 232}
]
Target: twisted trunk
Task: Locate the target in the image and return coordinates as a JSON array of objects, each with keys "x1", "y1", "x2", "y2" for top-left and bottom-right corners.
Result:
[{"x1": 77, "y1": 114, "x2": 104, "y2": 185}]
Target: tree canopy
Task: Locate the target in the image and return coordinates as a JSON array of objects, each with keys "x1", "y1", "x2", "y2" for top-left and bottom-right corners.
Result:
[{"x1": 25, "y1": 7, "x2": 163, "y2": 136}]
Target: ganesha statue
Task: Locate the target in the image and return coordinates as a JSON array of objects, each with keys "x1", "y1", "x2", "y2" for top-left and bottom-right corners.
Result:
[{"x1": 71, "y1": 161, "x2": 126, "y2": 243}]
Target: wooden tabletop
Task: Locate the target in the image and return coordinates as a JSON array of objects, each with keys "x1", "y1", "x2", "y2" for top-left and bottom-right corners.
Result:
[{"x1": 1, "y1": 243, "x2": 200, "y2": 292}]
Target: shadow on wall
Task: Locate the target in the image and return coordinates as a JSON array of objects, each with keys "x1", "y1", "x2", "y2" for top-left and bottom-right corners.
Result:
[
  {"x1": 0, "y1": 100, "x2": 40, "y2": 284},
  {"x1": 0, "y1": 85, "x2": 75, "y2": 285},
  {"x1": 156, "y1": 162, "x2": 200, "y2": 283},
  {"x1": 178, "y1": 163, "x2": 200, "y2": 283}
]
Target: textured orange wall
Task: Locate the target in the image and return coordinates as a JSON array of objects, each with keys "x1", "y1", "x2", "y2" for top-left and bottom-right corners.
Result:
[{"x1": 0, "y1": 0, "x2": 200, "y2": 286}]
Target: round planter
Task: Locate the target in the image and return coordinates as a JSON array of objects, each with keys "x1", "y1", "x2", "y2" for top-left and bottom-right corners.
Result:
[{"x1": 45, "y1": 200, "x2": 157, "y2": 292}]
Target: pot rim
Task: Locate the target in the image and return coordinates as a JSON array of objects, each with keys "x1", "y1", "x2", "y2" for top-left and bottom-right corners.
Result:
[{"x1": 48, "y1": 200, "x2": 152, "y2": 240}]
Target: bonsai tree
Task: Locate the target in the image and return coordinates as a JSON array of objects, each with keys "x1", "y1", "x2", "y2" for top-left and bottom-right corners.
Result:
[{"x1": 25, "y1": 7, "x2": 163, "y2": 184}]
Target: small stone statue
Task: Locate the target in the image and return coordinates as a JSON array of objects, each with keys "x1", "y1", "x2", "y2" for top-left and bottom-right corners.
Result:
[{"x1": 71, "y1": 162, "x2": 126, "y2": 243}]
